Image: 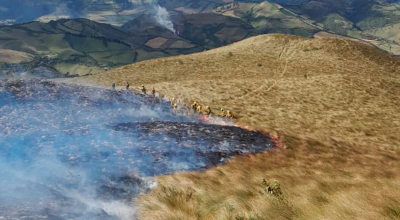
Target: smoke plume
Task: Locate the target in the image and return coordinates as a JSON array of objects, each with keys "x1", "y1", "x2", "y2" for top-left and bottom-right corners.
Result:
[
  {"x1": 0, "y1": 80, "x2": 273, "y2": 219},
  {"x1": 153, "y1": 5, "x2": 176, "y2": 34}
]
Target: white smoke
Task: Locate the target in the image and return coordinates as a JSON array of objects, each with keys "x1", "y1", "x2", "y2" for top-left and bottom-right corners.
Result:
[
  {"x1": 66, "y1": 190, "x2": 136, "y2": 220},
  {"x1": 153, "y1": 5, "x2": 176, "y2": 34}
]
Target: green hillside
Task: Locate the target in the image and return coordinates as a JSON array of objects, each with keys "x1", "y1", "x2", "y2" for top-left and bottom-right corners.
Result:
[
  {"x1": 0, "y1": 15, "x2": 259, "y2": 76},
  {"x1": 223, "y1": 1, "x2": 319, "y2": 37},
  {"x1": 0, "y1": 18, "x2": 205, "y2": 75},
  {"x1": 281, "y1": 0, "x2": 400, "y2": 55},
  {"x1": 213, "y1": 0, "x2": 400, "y2": 55}
]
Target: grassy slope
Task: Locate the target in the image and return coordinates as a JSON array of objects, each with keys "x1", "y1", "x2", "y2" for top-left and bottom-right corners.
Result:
[
  {"x1": 231, "y1": 2, "x2": 319, "y2": 38},
  {"x1": 76, "y1": 34, "x2": 400, "y2": 219}
]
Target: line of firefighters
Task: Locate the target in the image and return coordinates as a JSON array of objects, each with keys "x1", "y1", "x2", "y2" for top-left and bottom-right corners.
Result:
[
  {"x1": 112, "y1": 82, "x2": 234, "y2": 119},
  {"x1": 184, "y1": 101, "x2": 234, "y2": 119},
  {"x1": 112, "y1": 82, "x2": 156, "y2": 96}
]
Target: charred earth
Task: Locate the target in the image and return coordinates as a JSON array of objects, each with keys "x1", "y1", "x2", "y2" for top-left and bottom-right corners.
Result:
[{"x1": 0, "y1": 79, "x2": 273, "y2": 219}]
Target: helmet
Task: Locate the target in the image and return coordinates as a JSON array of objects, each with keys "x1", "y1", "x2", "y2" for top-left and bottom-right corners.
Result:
[
  {"x1": 194, "y1": 102, "x2": 197, "y2": 104},
  {"x1": 206, "y1": 106, "x2": 210, "y2": 109},
  {"x1": 220, "y1": 108, "x2": 224, "y2": 111},
  {"x1": 172, "y1": 98, "x2": 175, "y2": 101},
  {"x1": 227, "y1": 110, "x2": 230, "y2": 113},
  {"x1": 142, "y1": 84, "x2": 144, "y2": 87}
]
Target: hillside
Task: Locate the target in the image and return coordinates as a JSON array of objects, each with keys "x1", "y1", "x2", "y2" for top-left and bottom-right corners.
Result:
[
  {"x1": 0, "y1": 0, "x2": 147, "y2": 26},
  {"x1": 0, "y1": 16, "x2": 256, "y2": 76},
  {"x1": 276, "y1": 0, "x2": 400, "y2": 55},
  {"x1": 2, "y1": 0, "x2": 400, "y2": 56},
  {"x1": 73, "y1": 34, "x2": 400, "y2": 219},
  {"x1": 212, "y1": 0, "x2": 400, "y2": 55},
  {"x1": 175, "y1": 13, "x2": 256, "y2": 48},
  {"x1": 0, "y1": 0, "x2": 235, "y2": 26},
  {"x1": 215, "y1": 1, "x2": 319, "y2": 37},
  {"x1": 123, "y1": 13, "x2": 256, "y2": 49},
  {"x1": 0, "y1": 18, "x2": 199, "y2": 76}
]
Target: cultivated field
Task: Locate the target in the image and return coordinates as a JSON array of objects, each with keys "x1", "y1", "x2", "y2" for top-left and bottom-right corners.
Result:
[{"x1": 73, "y1": 34, "x2": 400, "y2": 220}]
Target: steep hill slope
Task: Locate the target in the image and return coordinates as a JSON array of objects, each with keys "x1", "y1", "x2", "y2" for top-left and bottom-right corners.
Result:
[
  {"x1": 2, "y1": 0, "x2": 399, "y2": 56},
  {"x1": 75, "y1": 34, "x2": 400, "y2": 219},
  {"x1": 0, "y1": 0, "x2": 146, "y2": 26},
  {"x1": 0, "y1": 14, "x2": 258, "y2": 76},
  {"x1": 0, "y1": 0, "x2": 236, "y2": 26},
  {"x1": 123, "y1": 13, "x2": 256, "y2": 49},
  {"x1": 214, "y1": 0, "x2": 400, "y2": 55},
  {"x1": 215, "y1": 1, "x2": 319, "y2": 37},
  {"x1": 174, "y1": 13, "x2": 256, "y2": 48},
  {"x1": 277, "y1": 0, "x2": 400, "y2": 54},
  {"x1": 0, "y1": 18, "x2": 203, "y2": 76}
]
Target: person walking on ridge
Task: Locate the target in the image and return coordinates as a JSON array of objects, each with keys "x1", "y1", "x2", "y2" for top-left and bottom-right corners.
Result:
[
  {"x1": 205, "y1": 106, "x2": 212, "y2": 117},
  {"x1": 220, "y1": 108, "x2": 226, "y2": 117},
  {"x1": 197, "y1": 105, "x2": 202, "y2": 115},
  {"x1": 141, "y1": 84, "x2": 146, "y2": 94},
  {"x1": 191, "y1": 102, "x2": 198, "y2": 113},
  {"x1": 226, "y1": 110, "x2": 234, "y2": 119}
]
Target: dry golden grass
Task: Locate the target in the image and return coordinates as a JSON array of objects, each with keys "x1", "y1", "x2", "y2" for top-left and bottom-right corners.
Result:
[{"x1": 68, "y1": 34, "x2": 400, "y2": 219}]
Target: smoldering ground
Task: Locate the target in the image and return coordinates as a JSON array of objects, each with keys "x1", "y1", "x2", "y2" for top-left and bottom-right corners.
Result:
[{"x1": 0, "y1": 79, "x2": 273, "y2": 219}]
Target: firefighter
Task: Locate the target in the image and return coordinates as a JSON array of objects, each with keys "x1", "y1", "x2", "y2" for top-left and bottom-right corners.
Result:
[
  {"x1": 151, "y1": 86, "x2": 156, "y2": 96},
  {"x1": 191, "y1": 101, "x2": 198, "y2": 113},
  {"x1": 220, "y1": 108, "x2": 226, "y2": 117},
  {"x1": 170, "y1": 98, "x2": 175, "y2": 106},
  {"x1": 172, "y1": 103, "x2": 178, "y2": 109},
  {"x1": 226, "y1": 110, "x2": 233, "y2": 119},
  {"x1": 205, "y1": 106, "x2": 212, "y2": 116},
  {"x1": 126, "y1": 82, "x2": 130, "y2": 90},
  {"x1": 271, "y1": 182, "x2": 282, "y2": 197},
  {"x1": 141, "y1": 84, "x2": 146, "y2": 94},
  {"x1": 112, "y1": 83, "x2": 116, "y2": 90},
  {"x1": 196, "y1": 105, "x2": 202, "y2": 115}
]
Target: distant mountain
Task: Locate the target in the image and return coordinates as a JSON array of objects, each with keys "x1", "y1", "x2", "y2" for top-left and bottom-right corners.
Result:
[
  {"x1": 174, "y1": 13, "x2": 256, "y2": 48},
  {"x1": 122, "y1": 13, "x2": 256, "y2": 48},
  {"x1": 0, "y1": 18, "x2": 203, "y2": 76},
  {"x1": 0, "y1": 0, "x2": 231, "y2": 26},
  {"x1": 272, "y1": 0, "x2": 400, "y2": 54},
  {"x1": 0, "y1": 0, "x2": 152, "y2": 26},
  {"x1": 0, "y1": 15, "x2": 257, "y2": 76},
  {"x1": 218, "y1": 1, "x2": 319, "y2": 37},
  {"x1": 214, "y1": 0, "x2": 400, "y2": 55}
]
